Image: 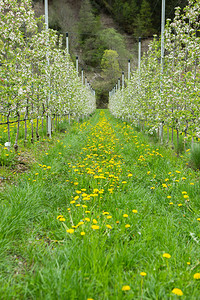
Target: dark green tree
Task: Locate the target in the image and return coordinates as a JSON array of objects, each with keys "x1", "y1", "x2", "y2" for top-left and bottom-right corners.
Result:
[
  {"x1": 122, "y1": 0, "x2": 139, "y2": 33},
  {"x1": 135, "y1": 0, "x2": 154, "y2": 37},
  {"x1": 77, "y1": 0, "x2": 104, "y2": 66},
  {"x1": 112, "y1": 0, "x2": 139, "y2": 33},
  {"x1": 78, "y1": 0, "x2": 99, "y2": 43}
]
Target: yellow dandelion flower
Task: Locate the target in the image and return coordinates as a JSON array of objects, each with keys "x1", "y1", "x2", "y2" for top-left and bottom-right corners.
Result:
[
  {"x1": 167, "y1": 196, "x2": 171, "y2": 199},
  {"x1": 107, "y1": 216, "x2": 112, "y2": 219},
  {"x1": 125, "y1": 224, "x2": 130, "y2": 228},
  {"x1": 123, "y1": 214, "x2": 128, "y2": 218},
  {"x1": 106, "y1": 224, "x2": 112, "y2": 229},
  {"x1": 66, "y1": 229, "x2": 74, "y2": 234},
  {"x1": 172, "y1": 288, "x2": 183, "y2": 296},
  {"x1": 187, "y1": 262, "x2": 191, "y2": 265},
  {"x1": 59, "y1": 217, "x2": 66, "y2": 222},
  {"x1": 132, "y1": 209, "x2": 138, "y2": 213},
  {"x1": 57, "y1": 215, "x2": 64, "y2": 219},
  {"x1": 194, "y1": 273, "x2": 200, "y2": 279},
  {"x1": 80, "y1": 232, "x2": 86, "y2": 236},
  {"x1": 91, "y1": 225, "x2": 99, "y2": 230},
  {"x1": 163, "y1": 253, "x2": 171, "y2": 258},
  {"x1": 140, "y1": 272, "x2": 147, "y2": 276},
  {"x1": 85, "y1": 218, "x2": 90, "y2": 222},
  {"x1": 93, "y1": 219, "x2": 98, "y2": 224},
  {"x1": 77, "y1": 221, "x2": 84, "y2": 226},
  {"x1": 169, "y1": 202, "x2": 173, "y2": 205},
  {"x1": 178, "y1": 203, "x2": 183, "y2": 207},
  {"x1": 122, "y1": 285, "x2": 131, "y2": 291}
]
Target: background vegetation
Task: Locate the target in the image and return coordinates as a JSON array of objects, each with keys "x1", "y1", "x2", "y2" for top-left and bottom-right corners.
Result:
[{"x1": 32, "y1": 0, "x2": 188, "y2": 107}]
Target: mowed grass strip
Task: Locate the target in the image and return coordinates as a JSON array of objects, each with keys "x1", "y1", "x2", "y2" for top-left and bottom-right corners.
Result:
[{"x1": 0, "y1": 110, "x2": 200, "y2": 299}]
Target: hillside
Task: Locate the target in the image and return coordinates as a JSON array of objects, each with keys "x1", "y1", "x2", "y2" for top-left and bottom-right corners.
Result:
[{"x1": 32, "y1": 0, "x2": 187, "y2": 107}]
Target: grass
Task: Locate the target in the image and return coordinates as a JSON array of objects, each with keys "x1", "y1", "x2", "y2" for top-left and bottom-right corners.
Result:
[
  {"x1": 190, "y1": 143, "x2": 200, "y2": 170},
  {"x1": 0, "y1": 109, "x2": 200, "y2": 299}
]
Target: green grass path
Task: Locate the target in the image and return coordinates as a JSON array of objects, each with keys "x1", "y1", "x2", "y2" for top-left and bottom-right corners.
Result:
[{"x1": 0, "y1": 110, "x2": 200, "y2": 299}]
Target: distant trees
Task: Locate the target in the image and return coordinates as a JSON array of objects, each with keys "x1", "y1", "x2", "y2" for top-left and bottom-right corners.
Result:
[
  {"x1": 77, "y1": 0, "x2": 130, "y2": 68},
  {"x1": 113, "y1": 0, "x2": 139, "y2": 33},
  {"x1": 112, "y1": 0, "x2": 155, "y2": 36},
  {"x1": 135, "y1": 0, "x2": 154, "y2": 37},
  {"x1": 94, "y1": 0, "x2": 188, "y2": 37},
  {"x1": 77, "y1": 0, "x2": 104, "y2": 67}
]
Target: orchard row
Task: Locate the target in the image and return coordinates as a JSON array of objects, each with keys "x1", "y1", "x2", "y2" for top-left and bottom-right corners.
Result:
[
  {"x1": 0, "y1": 0, "x2": 96, "y2": 147},
  {"x1": 109, "y1": 0, "x2": 200, "y2": 147}
]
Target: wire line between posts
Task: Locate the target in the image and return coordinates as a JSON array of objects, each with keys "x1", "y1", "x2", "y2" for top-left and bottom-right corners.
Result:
[
  {"x1": 0, "y1": 115, "x2": 62, "y2": 126},
  {"x1": 0, "y1": 118, "x2": 38, "y2": 126}
]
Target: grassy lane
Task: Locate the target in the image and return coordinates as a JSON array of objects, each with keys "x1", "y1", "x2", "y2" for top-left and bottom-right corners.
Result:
[{"x1": 0, "y1": 110, "x2": 200, "y2": 299}]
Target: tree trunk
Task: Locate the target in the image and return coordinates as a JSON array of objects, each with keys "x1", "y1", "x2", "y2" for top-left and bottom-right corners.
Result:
[
  {"x1": 14, "y1": 112, "x2": 20, "y2": 152},
  {"x1": 7, "y1": 112, "x2": 11, "y2": 143},
  {"x1": 171, "y1": 127, "x2": 174, "y2": 149},
  {"x1": 166, "y1": 127, "x2": 169, "y2": 145},
  {"x1": 36, "y1": 107, "x2": 39, "y2": 141},
  {"x1": 24, "y1": 101, "x2": 29, "y2": 145},
  {"x1": 31, "y1": 104, "x2": 34, "y2": 143}
]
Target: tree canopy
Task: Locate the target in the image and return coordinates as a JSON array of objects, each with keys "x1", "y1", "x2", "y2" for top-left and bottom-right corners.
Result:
[{"x1": 101, "y1": 49, "x2": 121, "y2": 85}]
